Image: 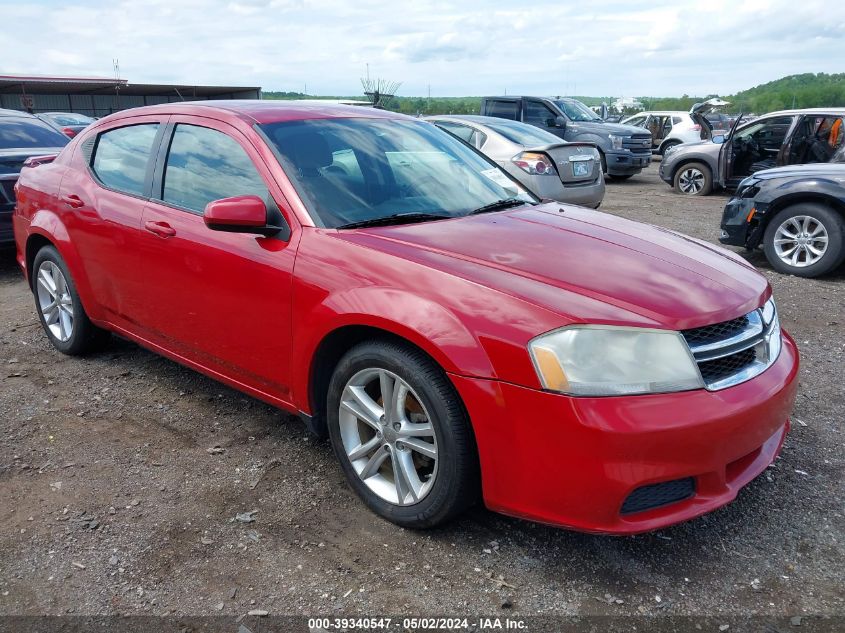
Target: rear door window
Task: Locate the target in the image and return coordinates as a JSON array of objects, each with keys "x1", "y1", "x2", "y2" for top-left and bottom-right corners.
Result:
[
  {"x1": 92, "y1": 124, "x2": 160, "y2": 196},
  {"x1": 486, "y1": 100, "x2": 519, "y2": 121},
  {"x1": 161, "y1": 124, "x2": 268, "y2": 213},
  {"x1": 434, "y1": 122, "x2": 487, "y2": 149},
  {"x1": 523, "y1": 101, "x2": 557, "y2": 128}
]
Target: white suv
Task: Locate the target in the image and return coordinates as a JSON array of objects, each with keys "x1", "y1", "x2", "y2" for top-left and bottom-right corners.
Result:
[{"x1": 622, "y1": 98, "x2": 730, "y2": 155}]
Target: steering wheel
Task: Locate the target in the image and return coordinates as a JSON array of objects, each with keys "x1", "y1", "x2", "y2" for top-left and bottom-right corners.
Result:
[{"x1": 737, "y1": 135, "x2": 759, "y2": 154}]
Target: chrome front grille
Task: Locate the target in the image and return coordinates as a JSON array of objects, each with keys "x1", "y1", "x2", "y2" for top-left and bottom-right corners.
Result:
[
  {"x1": 682, "y1": 302, "x2": 782, "y2": 390},
  {"x1": 623, "y1": 134, "x2": 652, "y2": 154}
]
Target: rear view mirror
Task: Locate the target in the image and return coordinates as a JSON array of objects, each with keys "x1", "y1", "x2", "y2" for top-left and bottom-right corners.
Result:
[
  {"x1": 204, "y1": 195, "x2": 285, "y2": 237},
  {"x1": 554, "y1": 116, "x2": 567, "y2": 128},
  {"x1": 711, "y1": 135, "x2": 725, "y2": 144}
]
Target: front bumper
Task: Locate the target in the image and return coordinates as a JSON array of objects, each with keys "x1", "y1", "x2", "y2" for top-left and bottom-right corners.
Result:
[
  {"x1": 720, "y1": 196, "x2": 768, "y2": 249},
  {"x1": 605, "y1": 150, "x2": 651, "y2": 176},
  {"x1": 658, "y1": 157, "x2": 674, "y2": 184},
  {"x1": 451, "y1": 332, "x2": 799, "y2": 534}
]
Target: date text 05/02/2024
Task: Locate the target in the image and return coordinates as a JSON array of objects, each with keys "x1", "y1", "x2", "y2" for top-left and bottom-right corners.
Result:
[{"x1": 308, "y1": 617, "x2": 527, "y2": 630}]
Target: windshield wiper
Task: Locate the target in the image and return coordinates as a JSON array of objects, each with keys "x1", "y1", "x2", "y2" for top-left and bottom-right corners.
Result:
[
  {"x1": 336, "y1": 212, "x2": 450, "y2": 230},
  {"x1": 468, "y1": 198, "x2": 529, "y2": 216}
]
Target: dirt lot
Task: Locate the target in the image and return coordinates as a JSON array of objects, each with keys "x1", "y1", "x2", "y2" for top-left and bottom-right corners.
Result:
[{"x1": 0, "y1": 164, "x2": 842, "y2": 623}]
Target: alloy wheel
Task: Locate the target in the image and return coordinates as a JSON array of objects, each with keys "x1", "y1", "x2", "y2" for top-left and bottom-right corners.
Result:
[
  {"x1": 678, "y1": 167, "x2": 705, "y2": 194},
  {"x1": 36, "y1": 261, "x2": 74, "y2": 342},
  {"x1": 773, "y1": 215, "x2": 829, "y2": 268},
  {"x1": 338, "y1": 368, "x2": 438, "y2": 506}
]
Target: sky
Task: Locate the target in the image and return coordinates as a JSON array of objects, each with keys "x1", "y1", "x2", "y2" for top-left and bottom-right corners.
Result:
[{"x1": 1, "y1": 0, "x2": 844, "y2": 98}]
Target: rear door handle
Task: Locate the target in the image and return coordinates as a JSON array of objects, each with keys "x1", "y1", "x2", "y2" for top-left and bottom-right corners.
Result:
[
  {"x1": 61, "y1": 194, "x2": 85, "y2": 208},
  {"x1": 144, "y1": 220, "x2": 176, "y2": 238}
]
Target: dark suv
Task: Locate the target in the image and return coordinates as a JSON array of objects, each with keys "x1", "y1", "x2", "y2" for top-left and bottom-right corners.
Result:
[
  {"x1": 480, "y1": 96, "x2": 652, "y2": 179},
  {"x1": 0, "y1": 109, "x2": 69, "y2": 245}
]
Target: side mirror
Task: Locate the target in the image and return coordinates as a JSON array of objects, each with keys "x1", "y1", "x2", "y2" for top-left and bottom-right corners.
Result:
[
  {"x1": 203, "y1": 195, "x2": 284, "y2": 237},
  {"x1": 711, "y1": 135, "x2": 725, "y2": 144},
  {"x1": 554, "y1": 116, "x2": 567, "y2": 128}
]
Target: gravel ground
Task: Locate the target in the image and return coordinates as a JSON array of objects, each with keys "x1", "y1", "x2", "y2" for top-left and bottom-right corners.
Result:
[{"x1": 0, "y1": 163, "x2": 842, "y2": 622}]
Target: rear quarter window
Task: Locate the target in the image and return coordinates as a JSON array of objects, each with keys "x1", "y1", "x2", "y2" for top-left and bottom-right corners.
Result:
[{"x1": 91, "y1": 124, "x2": 160, "y2": 196}]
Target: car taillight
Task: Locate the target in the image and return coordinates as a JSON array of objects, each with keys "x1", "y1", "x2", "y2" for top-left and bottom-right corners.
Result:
[
  {"x1": 512, "y1": 152, "x2": 557, "y2": 176},
  {"x1": 61, "y1": 127, "x2": 77, "y2": 138},
  {"x1": 691, "y1": 124, "x2": 701, "y2": 132}
]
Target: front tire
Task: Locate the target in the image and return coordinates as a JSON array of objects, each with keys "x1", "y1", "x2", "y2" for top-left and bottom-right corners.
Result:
[
  {"x1": 607, "y1": 173, "x2": 634, "y2": 181},
  {"x1": 327, "y1": 340, "x2": 478, "y2": 528},
  {"x1": 32, "y1": 245, "x2": 109, "y2": 355},
  {"x1": 763, "y1": 203, "x2": 845, "y2": 278},
  {"x1": 673, "y1": 161, "x2": 712, "y2": 195}
]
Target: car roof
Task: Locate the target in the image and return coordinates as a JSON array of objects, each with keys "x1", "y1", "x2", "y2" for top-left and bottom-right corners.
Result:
[
  {"x1": 0, "y1": 108, "x2": 37, "y2": 119},
  {"x1": 758, "y1": 107, "x2": 845, "y2": 117},
  {"x1": 97, "y1": 100, "x2": 408, "y2": 125},
  {"x1": 625, "y1": 111, "x2": 690, "y2": 117},
  {"x1": 426, "y1": 114, "x2": 504, "y2": 125}
]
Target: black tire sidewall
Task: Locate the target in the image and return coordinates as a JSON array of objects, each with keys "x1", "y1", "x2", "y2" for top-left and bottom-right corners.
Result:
[
  {"x1": 660, "y1": 141, "x2": 680, "y2": 156},
  {"x1": 763, "y1": 203, "x2": 845, "y2": 278},
  {"x1": 326, "y1": 341, "x2": 476, "y2": 529},
  {"x1": 673, "y1": 161, "x2": 712, "y2": 195},
  {"x1": 32, "y1": 245, "x2": 103, "y2": 355}
]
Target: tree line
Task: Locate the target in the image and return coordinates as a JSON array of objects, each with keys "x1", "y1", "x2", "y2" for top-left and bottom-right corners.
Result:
[{"x1": 263, "y1": 73, "x2": 845, "y2": 117}]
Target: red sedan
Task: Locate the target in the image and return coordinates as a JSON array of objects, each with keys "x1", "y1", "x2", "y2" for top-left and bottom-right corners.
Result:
[{"x1": 12, "y1": 102, "x2": 798, "y2": 533}]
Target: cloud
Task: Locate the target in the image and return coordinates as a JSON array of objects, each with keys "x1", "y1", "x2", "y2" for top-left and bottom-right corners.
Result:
[{"x1": 1, "y1": 0, "x2": 843, "y2": 97}]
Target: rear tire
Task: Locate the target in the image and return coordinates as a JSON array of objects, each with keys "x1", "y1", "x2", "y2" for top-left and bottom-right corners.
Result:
[
  {"x1": 660, "y1": 140, "x2": 680, "y2": 156},
  {"x1": 762, "y1": 203, "x2": 845, "y2": 278},
  {"x1": 327, "y1": 340, "x2": 479, "y2": 529},
  {"x1": 32, "y1": 245, "x2": 110, "y2": 355},
  {"x1": 673, "y1": 161, "x2": 712, "y2": 196},
  {"x1": 608, "y1": 174, "x2": 634, "y2": 181}
]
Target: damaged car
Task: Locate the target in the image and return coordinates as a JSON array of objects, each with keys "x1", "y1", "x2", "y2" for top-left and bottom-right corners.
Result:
[
  {"x1": 660, "y1": 108, "x2": 845, "y2": 195},
  {"x1": 426, "y1": 115, "x2": 605, "y2": 208},
  {"x1": 622, "y1": 98, "x2": 729, "y2": 155},
  {"x1": 720, "y1": 163, "x2": 845, "y2": 277}
]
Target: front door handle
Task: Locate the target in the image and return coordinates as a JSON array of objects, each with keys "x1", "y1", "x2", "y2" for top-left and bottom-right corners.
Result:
[
  {"x1": 61, "y1": 194, "x2": 85, "y2": 208},
  {"x1": 144, "y1": 220, "x2": 176, "y2": 238}
]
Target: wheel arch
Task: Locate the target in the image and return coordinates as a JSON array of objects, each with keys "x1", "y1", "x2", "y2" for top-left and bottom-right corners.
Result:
[
  {"x1": 25, "y1": 212, "x2": 100, "y2": 320},
  {"x1": 753, "y1": 193, "x2": 845, "y2": 249}
]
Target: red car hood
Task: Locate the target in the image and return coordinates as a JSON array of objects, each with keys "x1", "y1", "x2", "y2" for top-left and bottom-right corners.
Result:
[{"x1": 339, "y1": 204, "x2": 769, "y2": 330}]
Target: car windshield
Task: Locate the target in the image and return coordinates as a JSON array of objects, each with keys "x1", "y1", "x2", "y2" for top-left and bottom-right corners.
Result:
[
  {"x1": 483, "y1": 120, "x2": 562, "y2": 146},
  {"x1": 260, "y1": 117, "x2": 536, "y2": 229},
  {"x1": 0, "y1": 117, "x2": 70, "y2": 149},
  {"x1": 553, "y1": 99, "x2": 601, "y2": 122},
  {"x1": 46, "y1": 113, "x2": 95, "y2": 125}
]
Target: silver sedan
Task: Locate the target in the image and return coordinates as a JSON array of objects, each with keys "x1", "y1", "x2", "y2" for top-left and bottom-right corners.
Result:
[{"x1": 426, "y1": 115, "x2": 605, "y2": 208}]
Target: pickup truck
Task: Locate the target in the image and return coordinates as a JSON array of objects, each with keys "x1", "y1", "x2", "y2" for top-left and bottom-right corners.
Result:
[{"x1": 480, "y1": 96, "x2": 652, "y2": 179}]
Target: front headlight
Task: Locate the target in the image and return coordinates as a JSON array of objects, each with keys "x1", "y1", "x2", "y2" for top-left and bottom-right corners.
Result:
[
  {"x1": 608, "y1": 134, "x2": 624, "y2": 150},
  {"x1": 529, "y1": 325, "x2": 703, "y2": 396}
]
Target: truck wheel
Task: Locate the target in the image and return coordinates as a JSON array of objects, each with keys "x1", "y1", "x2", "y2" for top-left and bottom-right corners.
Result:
[
  {"x1": 673, "y1": 162, "x2": 712, "y2": 195},
  {"x1": 327, "y1": 340, "x2": 479, "y2": 528},
  {"x1": 763, "y1": 203, "x2": 845, "y2": 278}
]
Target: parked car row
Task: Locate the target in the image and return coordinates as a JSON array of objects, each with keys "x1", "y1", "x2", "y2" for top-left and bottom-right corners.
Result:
[
  {"x1": 659, "y1": 107, "x2": 845, "y2": 196},
  {"x1": 11, "y1": 100, "x2": 799, "y2": 534},
  {"x1": 621, "y1": 98, "x2": 730, "y2": 155}
]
